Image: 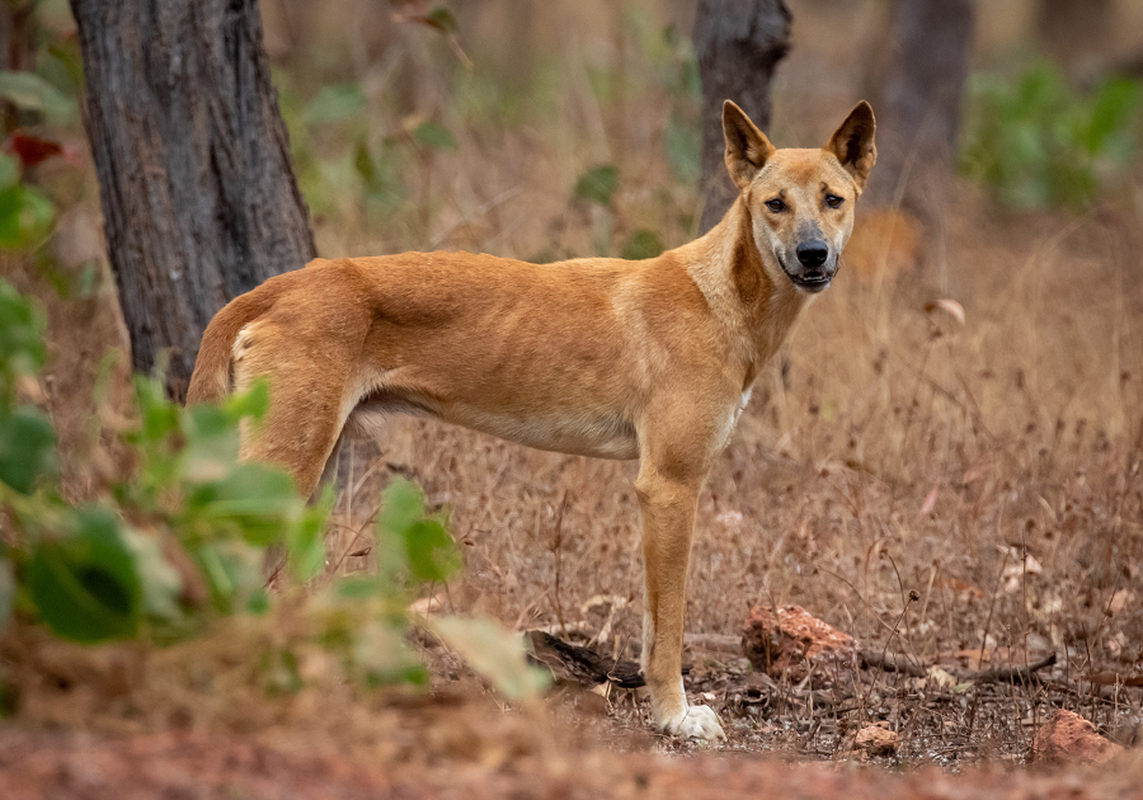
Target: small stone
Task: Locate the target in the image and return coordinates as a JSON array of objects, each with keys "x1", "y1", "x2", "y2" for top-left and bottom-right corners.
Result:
[
  {"x1": 854, "y1": 722, "x2": 899, "y2": 756},
  {"x1": 1030, "y1": 709, "x2": 1123, "y2": 765},
  {"x1": 742, "y1": 604, "x2": 859, "y2": 687}
]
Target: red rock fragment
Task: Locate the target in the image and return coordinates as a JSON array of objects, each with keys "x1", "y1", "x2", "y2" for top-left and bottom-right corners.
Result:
[
  {"x1": 1030, "y1": 709, "x2": 1123, "y2": 765},
  {"x1": 742, "y1": 604, "x2": 859, "y2": 687},
  {"x1": 855, "y1": 722, "x2": 899, "y2": 756}
]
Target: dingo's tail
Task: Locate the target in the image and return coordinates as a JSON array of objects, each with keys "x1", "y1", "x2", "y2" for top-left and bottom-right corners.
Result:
[{"x1": 186, "y1": 290, "x2": 275, "y2": 405}]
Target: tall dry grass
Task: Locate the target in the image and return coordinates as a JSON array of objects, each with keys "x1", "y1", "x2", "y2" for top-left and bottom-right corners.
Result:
[
  {"x1": 283, "y1": 2, "x2": 1143, "y2": 691},
  {"x1": 336, "y1": 202, "x2": 1143, "y2": 677}
]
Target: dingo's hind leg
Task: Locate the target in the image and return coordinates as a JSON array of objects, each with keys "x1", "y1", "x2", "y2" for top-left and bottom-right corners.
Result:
[{"x1": 232, "y1": 326, "x2": 358, "y2": 500}]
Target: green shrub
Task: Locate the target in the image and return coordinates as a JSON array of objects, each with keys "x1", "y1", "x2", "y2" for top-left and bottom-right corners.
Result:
[
  {"x1": 0, "y1": 279, "x2": 546, "y2": 700},
  {"x1": 961, "y1": 63, "x2": 1143, "y2": 210}
]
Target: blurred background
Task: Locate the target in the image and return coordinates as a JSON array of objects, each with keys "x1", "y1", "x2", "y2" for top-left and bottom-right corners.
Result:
[
  {"x1": 5, "y1": 0, "x2": 1143, "y2": 282},
  {"x1": 244, "y1": 0, "x2": 1143, "y2": 266}
]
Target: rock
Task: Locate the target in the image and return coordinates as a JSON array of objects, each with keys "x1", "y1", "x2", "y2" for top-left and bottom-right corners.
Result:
[
  {"x1": 742, "y1": 604, "x2": 859, "y2": 687},
  {"x1": 854, "y1": 722, "x2": 899, "y2": 756},
  {"x1": 1030, "y1": 709, "x2": 1124, "y2": 765}
]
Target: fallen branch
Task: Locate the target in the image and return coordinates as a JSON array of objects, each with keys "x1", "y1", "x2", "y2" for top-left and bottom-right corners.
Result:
[
  {"x1": 524, "y1": 630, "x2": 692, "y2": 689},
  {"x1": 861, "y1": 650, "x2": 1057, "y2": 685},
  {"x1": 1086, "y1": 671, "x2": 1143, "y2": 688},
  {"x1": 684, "y1": 632, "x2": 743, "y2": 653},
  {"x1": 969, "y1": 652, "x2": 1057, "y2": 685},
  {"x1": 860, "y1": 650, "x2": 927, "y2": 677}
]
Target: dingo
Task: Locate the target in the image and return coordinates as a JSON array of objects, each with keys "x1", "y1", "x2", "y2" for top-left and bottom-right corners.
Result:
[{"x1": 188, "y1": 100, "x2": 876, "y2": 740}]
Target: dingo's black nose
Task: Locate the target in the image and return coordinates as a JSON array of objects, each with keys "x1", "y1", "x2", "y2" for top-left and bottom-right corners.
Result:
[{"x1": 796, "y1": 241, "x2": 829, "y2": 269}]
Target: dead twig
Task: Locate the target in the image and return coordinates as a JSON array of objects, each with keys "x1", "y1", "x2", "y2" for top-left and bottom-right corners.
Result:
[
  {"x1": 860, "y1": 649, "x2": 927, "y2": 678},
  {"x1": 968, "y1": 652, "x2": 1057, "y2": 686},
  {"x1": 860, "y1": 650, "x2": 1057, "y2": 686},
  {"x1": 524, "y1": 630, "x2": 691, "y2": 689},
  {"x1": 683, "y1": 632, "x2": 742, "y2": 653}
]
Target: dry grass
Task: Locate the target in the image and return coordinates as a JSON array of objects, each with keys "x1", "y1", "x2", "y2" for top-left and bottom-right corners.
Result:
[
  {"x1": 314, "y1": 194, "x2": 1143, "y2": 761},
  {"x1": 340, "y1": 196, "x2": 1143, "y2": 670},
  {"x1": 288, "y1": 2, "x2": 1143, "y2": 755}
]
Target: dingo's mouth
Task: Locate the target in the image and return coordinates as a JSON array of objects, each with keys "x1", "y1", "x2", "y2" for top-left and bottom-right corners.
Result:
[
  {"x1": 791, "y1": 273, "x2": 832, "y2": 292},
  {"x1": 778, "y1": 255, "x2": 833, "y2": 293}
]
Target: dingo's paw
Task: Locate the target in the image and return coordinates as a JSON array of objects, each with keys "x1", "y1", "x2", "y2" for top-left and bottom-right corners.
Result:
[{"x1": 662, "y1": 704, "x2": 726, "y2": 741}]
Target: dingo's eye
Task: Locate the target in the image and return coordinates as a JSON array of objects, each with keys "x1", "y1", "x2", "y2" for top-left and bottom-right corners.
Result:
[
  {"x1": 765, "y1": 198, "x2": 786, "y2": 213},
  {"x1": 825, "y1": 194, "x2": 844, "y2": 209}
]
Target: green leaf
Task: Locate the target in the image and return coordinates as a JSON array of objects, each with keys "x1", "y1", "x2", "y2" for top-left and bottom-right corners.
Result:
[
  {"x1": 0, "y1": 277, "x2": 46, "y2": 358},
  {"x1": 190, "y1": 540, "x2": 264, "y2": 614},
  {"x1": 376, "y1": 478, "x2": 460, "y2": 586},
  {"x1": 353, "y1": 139, "x2": 376, "y2": 184},
  {"x1": 621, "y1": 228, "x2": 664, "y2": 260},
  {"x1": 356, "y1": 140, "x2": 408, "y2": 208},
  {"x1": 188, "y1": 462, "x2": 302, "y2": 546},
  {"x1": 0, "y1": 70, "x2": 76, "y2": 123},
  {"x1": 302, "y1": 83, "x2": 366, "y2": 125},
  {"x1": 262, "y1": 647, "x2": 304, "y2": 694},
  {"x1": 677, "y1": 56, "x2": 701, "y2": 99},
  {"x1": 44, "y1": 40, "x2": 85, "y2": 96},
  {"x1": 1087, "y1": 78, "x2": 1142, "y2": 155},
  {"x1": 0, "y1": 555, "x2": 14, "y2": 632},
  {"x1": 27, "y1": 507, "x2": 141, "y2": 643},
  {"x1": 431, "y1": 615, "x2": 550, "y2": 700},
  {"x1": 180, "y1": 381, "x2": 269, "y2": 483},
  {"x1": 0, "y1": 154, "x2": 17, "y2": 191},
  {"x1": 405, "y1": 518, "x2": 461, "y2": 584},
  {"x1": 119, "y1": 527, "x2": 182, "y2": 622},
  {"x1": 412, "y1": 121, "x2": 457, "y2": 151},
  {"x1": 427, "y1": 7, "x2": 459, "y2": 34},
  {"x1": 247, "y1": 589, "x2": 270, "y2": 615},
  {"x1": 224, "y1": 379, "x2": 270, "y2": 423},
  {"x1": 0, "y1": 406, "x2": 57, "y2": 494},
  {"x1": 0, "y1": 183, "x2": 55, "y2": 250},
  {"x1": 352, "y1": 619, "x2": 425, "y2": 685},
  {"x1": 286, "y1": 489, "x2": 333, "y2": 582},
  {"x1": 186, "y1": 403, "x2": 234, "y2": 439},
  {"x1": 0, "y1": 280, "x2": 46, "y2": 381},
  {"x1": 374, "y1": 479, "x2": 419, "y2": 583},
  {"x1": 180, "y1": 404, "x2": 241, "y2": 483},
  {"x1": 377, "y1": 478, "x2": 426, "y2": 538},
  {"x1": 334, "y1": 576, "x2": 383, "y2": 600},
  {"x1": 0, "y1": 189, "x2": 19, "y2": 248},
  {"x1": 574, "y1": 164, "x2": 619, "y2": 206},
  {"x1": 133, "y1": 374, "x2": 180, "y2": 444}
]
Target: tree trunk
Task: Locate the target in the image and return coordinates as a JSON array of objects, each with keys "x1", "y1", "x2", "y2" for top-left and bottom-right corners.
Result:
[
  {"x1": 863, "y1": 0, "x2": 975, "y2": 220},
  {"x1": 1038, "y1": 0, "x2": 1113, "y2": 73},
  {"x1": 693, "y1": 0, "x2": 791, "y2": 233},
  {"x1": 69, "y1": 0, "x2": 316, "y2": 400}
]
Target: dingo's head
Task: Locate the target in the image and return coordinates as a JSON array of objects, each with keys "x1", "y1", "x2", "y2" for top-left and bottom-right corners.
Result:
[{"x1": 723, "y1": 100, "x2": 876, "y2": 294}]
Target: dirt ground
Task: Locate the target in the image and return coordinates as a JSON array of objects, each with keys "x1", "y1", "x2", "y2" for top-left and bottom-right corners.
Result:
[{"x1": 2, "y1": 701, "x2": 1142, "y2": 800}]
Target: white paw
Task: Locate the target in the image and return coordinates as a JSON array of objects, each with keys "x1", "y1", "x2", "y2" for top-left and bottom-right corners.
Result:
[{"x1": 662, "y1": 704, "x2": 726, "y2": 741}]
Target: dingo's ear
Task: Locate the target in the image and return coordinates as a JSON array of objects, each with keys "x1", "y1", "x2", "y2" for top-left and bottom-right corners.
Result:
[
  {"x1": 826, "y1": 101, "x2": 877, "y2": 190},
  {"x1": 723, "y1": 100, "x2": 775, "y2": 191}
]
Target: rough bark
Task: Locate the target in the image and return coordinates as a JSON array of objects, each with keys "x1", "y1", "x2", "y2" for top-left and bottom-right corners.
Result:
[
  {"x1": 863, "y1": 0, "x2": 975, "y2": 220},
  {"x1": 69, "y1": 0, "x2": 316, "y2": 400},
  {"x1": 693, "y1": 0, "x2": 791, "y2": 233},
  {"x1": 1038, "y1": 0, "x2": 1113, "y2": 71}
]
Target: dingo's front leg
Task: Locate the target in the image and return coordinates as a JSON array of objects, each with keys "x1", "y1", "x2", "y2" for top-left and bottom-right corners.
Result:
[{"x1": 635, "y1": 461, "x2": 725, "y2": 741}]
